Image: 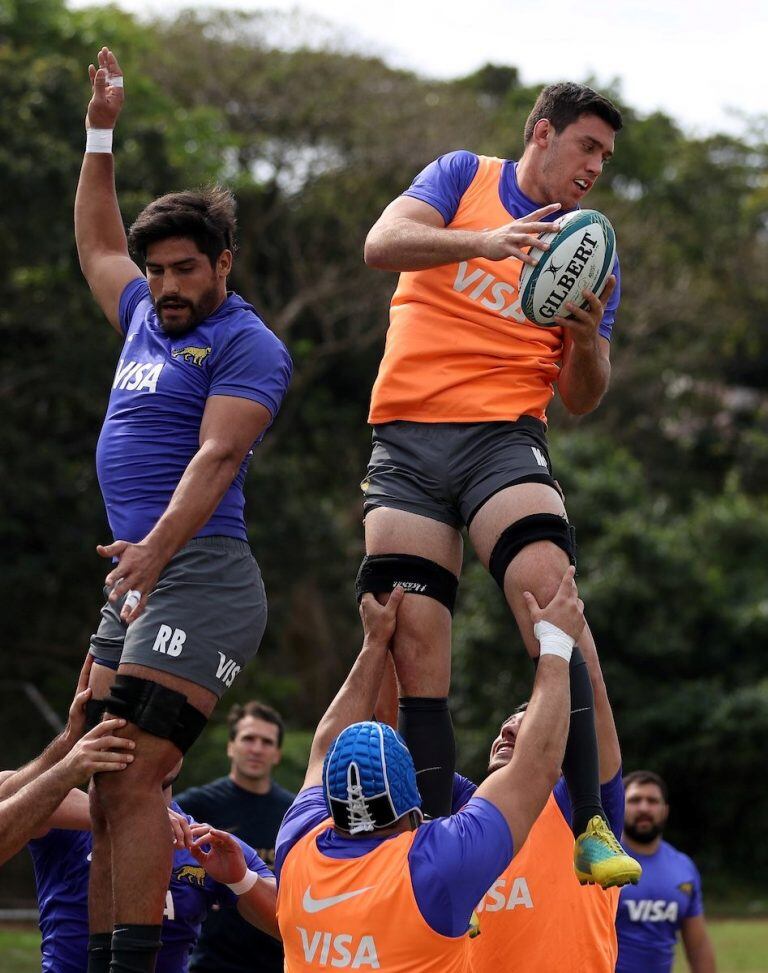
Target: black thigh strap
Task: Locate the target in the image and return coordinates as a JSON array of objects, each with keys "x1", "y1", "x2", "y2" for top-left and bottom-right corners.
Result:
[
  {"x1": 355, "y1": 554, "x2": 459, "y2": 615},
  {"x1": 104, "y1": 674, "x2": 208, "y2": 754},
  {"x1": 489, "y1": 513, "x2": 576, "y2": 590}
]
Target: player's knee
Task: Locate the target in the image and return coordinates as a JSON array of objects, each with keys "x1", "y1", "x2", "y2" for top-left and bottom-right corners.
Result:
[
  {"x1": 356, "y1": 554, "x2": 459, "y2": 615},
  {"x1": 489, "y1": 513, "x2": 577, "y2": 592}
]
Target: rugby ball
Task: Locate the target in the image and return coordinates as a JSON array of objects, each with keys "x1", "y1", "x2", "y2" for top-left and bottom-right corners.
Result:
[{"x1": 519, "y1": 209, "x2": 616, "y2": 327}]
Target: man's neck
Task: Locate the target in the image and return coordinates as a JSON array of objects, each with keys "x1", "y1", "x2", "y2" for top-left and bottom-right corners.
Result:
[
  {"x1": 229, "y1": 771, "x2": 272, "y2": 795},
  {"x1": 514, "y1": 151, "x2": 547, "y2": 205},
  {"x1": 622, "y1": 832, "x2": 662, "y2": 856}
]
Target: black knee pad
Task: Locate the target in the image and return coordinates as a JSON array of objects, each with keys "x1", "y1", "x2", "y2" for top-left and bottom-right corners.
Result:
[
  {"x1": 489, "y1": 513, "x2": 576, "y2": 590},
  {"x1": 84, "y1": 698, "x2": 108, "y2": 732},
  {"x1": 355, "y1": 554, "x2": 459, "y2": 615},
  {"x1": 104, "y1": 675, "x2": 207, "y2": 754}
]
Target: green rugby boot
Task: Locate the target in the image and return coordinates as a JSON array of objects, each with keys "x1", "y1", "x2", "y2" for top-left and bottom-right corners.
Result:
[{"x1": 574, "y1": 815, "x2": 642, "y2": 888}]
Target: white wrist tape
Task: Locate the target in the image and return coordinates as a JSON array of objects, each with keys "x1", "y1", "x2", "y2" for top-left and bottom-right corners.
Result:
[
  {"x1": 86, "y1": 128, "x2": 113, "y2": 153},
  {"x1": 534, "y1": 620, "x2": 575, "y2": 662},
  {"x1": 226, "y1": 870, "x2": 260, "y2": 895}
]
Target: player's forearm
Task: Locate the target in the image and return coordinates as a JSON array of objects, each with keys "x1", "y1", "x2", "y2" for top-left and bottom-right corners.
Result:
[
  {"x1": 364, "y1": 218, "x2": 488, "y2": 271},
  {"x1": 238, "y1": 881, "x2": 280, "y2": 940},
  {"x1": 687, "y1": 937, "x2": 718, "y2": 972},
  {"x1": 74, "y1": 152, "x2": 129, "y2": 277},
  {"x1": 557, "y1": 340, "x2": 610, "y2": 415},
  {"x1": 143, "y1": 441, "x2": 245, "y2": 562},
  {"x1": 0, "y1": 763, "x2": 77, "y2": 864},
  {"x1": 310, "y1": 640, "x2": 390, "y2": 765},
  {"x1": 0, "y1": 732, "x2": 72, "y2": 800},
  {"x1": 514, "y1": 656, "x2": 571, "y2": 786}
]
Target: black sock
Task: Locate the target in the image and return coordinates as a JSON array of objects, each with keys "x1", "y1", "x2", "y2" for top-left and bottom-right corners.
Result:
[
  {"x1": 109, "y1": 924, "x2": 162, "y2": 973},
  {"x1": 87, "y1": 932, "x2": 112, "y2": 973},
  {"x1": 398, "y1": 696, "x2": 455, "y2": 819},
  {"x1": 561, "y1": 646, "x2": 605, "y2": 837}
]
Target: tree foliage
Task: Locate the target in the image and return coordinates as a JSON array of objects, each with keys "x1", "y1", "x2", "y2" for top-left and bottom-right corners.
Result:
[{"x1": 1, "y1": 0, "x2": 767, "y2": 886}]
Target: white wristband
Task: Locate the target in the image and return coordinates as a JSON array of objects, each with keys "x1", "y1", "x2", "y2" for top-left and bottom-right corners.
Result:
[
  {"x1": 86, "y1": 128, "x2": 113, "y2": 153},
  {"x1": 534, "y1": 620, "x2": 575, "y2": 662},
  {"x1": 226, "y1": 870, "x2": 260, "y2": 895}
]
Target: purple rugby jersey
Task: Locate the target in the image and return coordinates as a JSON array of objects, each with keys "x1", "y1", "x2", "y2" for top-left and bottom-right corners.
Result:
[
  {"x1": 96, "y1": 278, "x2": 292, "y2": 543},
  {"x1": 616, "y1": 840, "x2": 704, "y2": 973},
  {"x1": 27, "y1": 802, "x2": 273, "y2": 973}
]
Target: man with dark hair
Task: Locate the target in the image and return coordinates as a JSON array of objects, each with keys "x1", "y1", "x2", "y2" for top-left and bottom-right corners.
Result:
[
  {"x1": 276, "y1": 568, "x2": 584, "y2": 972},
  {"x1": 522, "y1": 81, "x2": 623, "y2": 143},
  {"x1": 358, "y1": 80, "x2": 637, "y2": 887},
  {"x1": 616, "y1": 772, "x2": 717, "y2": 973},
  {"x1": 464, "y1": 612, "x2": 627, "y2": 972},
  {"x1": 75, "y1": 47, "x2": 292, "y2": 973},
  {"x1": 175, "y1": 701, "x2": 294, "y2": 973}
]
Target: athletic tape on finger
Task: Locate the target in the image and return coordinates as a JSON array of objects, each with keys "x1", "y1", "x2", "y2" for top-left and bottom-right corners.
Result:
[
  {"x1": 107, "y1": 75, "x2": 124, "y2": 87},
  {"x1": 124, "y1": 589, "x2": 142, "y2": 611}
]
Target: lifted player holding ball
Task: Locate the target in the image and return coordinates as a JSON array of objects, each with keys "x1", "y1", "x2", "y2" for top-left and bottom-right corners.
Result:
[{"x1": 358, "y1": 82, "x2": 640, "y2": 889}]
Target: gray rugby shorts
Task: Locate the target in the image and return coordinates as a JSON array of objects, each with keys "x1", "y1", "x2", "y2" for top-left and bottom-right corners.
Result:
[
  {"x1": 89, "y1": 536, "x2": 267, "y2": 698},
  {"x1": 361, "y1": 418, "x2": 558, "y2": 529}
]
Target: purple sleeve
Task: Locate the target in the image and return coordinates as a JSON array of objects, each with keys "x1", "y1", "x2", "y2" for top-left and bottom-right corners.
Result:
[
  {"x1": 686, "y1": 860, "x2": 705, "y2": 918},
  {"x1": 599, "y1": 254, "x2": 621, "y2": 340},
  {"x1": 209, "y1": 324, "x2": 292, "y2": 421},
  {"x1": 451, "y1": 773, "x2": 477, "y2": 813},
  {"x1": 553, "y1": 768, "x2": 624, "y2": 839},
  {"x1": 409, "y1": 797, "x2": 513, "y2": 937},
  {"x1": 402, "y1": 151, "x2": 480, "y2": 225},
  {"x1": 274, "y1": 787, "x2": 328, "y2": 883},
  {"x1": 118, "y1": 277, "x2": 151, "y2": 336}
]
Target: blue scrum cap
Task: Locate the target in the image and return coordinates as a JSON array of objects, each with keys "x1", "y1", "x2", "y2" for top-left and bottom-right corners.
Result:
[{"x1": 322, "y1": 722, "x2": 422, "y2": 834}]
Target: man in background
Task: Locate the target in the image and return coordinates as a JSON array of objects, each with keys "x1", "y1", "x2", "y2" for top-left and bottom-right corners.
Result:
[
  {"x1": 616, "y1": 770, "x2": 717, "y2": 973},
  {"x1": 176, "y1": 702, "x2": 294, "y2": 973}
]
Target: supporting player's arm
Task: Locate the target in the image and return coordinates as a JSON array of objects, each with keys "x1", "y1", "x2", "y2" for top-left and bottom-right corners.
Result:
[
  {"x1": 302, "y1": 588, "x2": 405, "y2": 789},
  {"x1": 74, "y1": 47, "x2": 143, "y2": 333},
  {"x1": 680, "y1": 914, "x2": 718, "y2": 972},
  {"x1": 474, "y1": 568, "x2": 584, "y2": 852},
  {"x1": 364, "y1": 196, "x2": 561, "y2": 271},
  {"x1": 555, "y1": 277, "x2": 614, "y2": 415},
  {"x1": 0, "y1": 655, "x2": 133, "y2": 803},
  {"x1": 188, "y1": 824, "x2": 280, "y2": 940},
  {"x1": 0, "y1": 720, "x2": 133, "y2": 864},
  {"x1": 100, "y1": 394, "x2": 273, "y2": 623}
]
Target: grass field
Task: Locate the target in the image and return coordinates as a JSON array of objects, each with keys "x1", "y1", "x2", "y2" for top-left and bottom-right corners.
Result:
[{"x1": 1, "y1": 920, "x2": 767, "y2": 971}]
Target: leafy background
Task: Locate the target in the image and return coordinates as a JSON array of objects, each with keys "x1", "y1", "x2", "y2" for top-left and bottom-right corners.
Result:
[{"x1": 1, "y1": 0, "x2": 767, "y2": 908}]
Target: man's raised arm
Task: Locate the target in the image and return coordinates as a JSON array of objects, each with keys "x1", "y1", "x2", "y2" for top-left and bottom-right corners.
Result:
[
  {"x1": 74, "y1": 46, "x2": 143, "y2": 333},
  {"x1": 301, "y1": 588, "x2": 405, "y2": 790},
  {"x1": 475, "y1": 567, "x2": 584, "y2": 852}
]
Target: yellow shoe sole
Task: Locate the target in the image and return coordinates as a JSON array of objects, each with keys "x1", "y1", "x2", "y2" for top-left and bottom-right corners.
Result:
[{"x1": 575, "y1": 861, "x2": 642, "y2": 889}]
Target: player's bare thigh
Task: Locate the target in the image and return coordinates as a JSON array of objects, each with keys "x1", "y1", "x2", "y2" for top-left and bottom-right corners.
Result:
[
  {"x1": 365, "y1": 506, "x2": 462, "y2": 696},
  {"x1": 90, "y1": 663, "x2": 216, "y2": 786},
  {"x1": 469, "y1": 481, "x2": 570, "y2": 658}
]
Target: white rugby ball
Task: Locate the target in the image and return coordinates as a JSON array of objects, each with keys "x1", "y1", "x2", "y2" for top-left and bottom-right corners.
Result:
[{"x1": 519, "y1": 209, "x2": 616, "y2": 327}]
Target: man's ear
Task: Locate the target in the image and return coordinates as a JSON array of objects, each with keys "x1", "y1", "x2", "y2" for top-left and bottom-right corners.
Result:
[
  {"x1": 217, "y1": 249, "x2": 233, "y2": 278},
  {"x1": 531, "y1": 118, "x2": 553, "y2": 149}
]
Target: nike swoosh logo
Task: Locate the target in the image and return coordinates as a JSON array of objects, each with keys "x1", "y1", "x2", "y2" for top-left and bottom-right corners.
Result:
[{"x1": 302, "y1": 885, "x2": 375, "y2": 913}]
